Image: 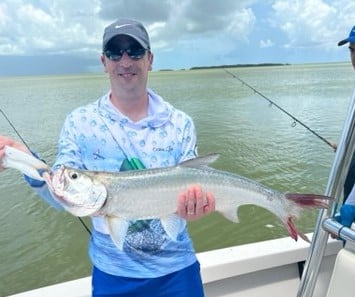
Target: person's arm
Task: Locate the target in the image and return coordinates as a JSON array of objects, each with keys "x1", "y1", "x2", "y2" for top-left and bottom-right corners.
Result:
[{"x1": 339, "y1": 184, "x2": 355, "y2": 227}]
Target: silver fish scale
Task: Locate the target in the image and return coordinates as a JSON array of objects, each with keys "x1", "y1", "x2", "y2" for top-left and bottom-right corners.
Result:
[{"x1": 87, "y1": 165, "x2": 294, "y2": 221}]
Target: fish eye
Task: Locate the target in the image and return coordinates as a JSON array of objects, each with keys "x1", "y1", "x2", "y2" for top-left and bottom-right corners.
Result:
[{"x1": 69, "y1": 172, "x2": 78, "y2": 179}]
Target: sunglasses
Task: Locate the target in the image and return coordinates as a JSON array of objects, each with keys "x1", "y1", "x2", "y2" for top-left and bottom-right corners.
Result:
[{"x1": 104, "y1": 47, "x2": 147, "y2": 61}]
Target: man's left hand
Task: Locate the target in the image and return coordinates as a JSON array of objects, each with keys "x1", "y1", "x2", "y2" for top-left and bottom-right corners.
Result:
[{"x1": 177, "y1": 185, "x2": 215, "y2": 221}]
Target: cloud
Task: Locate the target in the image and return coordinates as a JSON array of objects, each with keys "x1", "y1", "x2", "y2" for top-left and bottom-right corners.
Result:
[
  {"x1": 0, "y1": 0, "x2": 354, "y2": 75},
  {"x1": 270, "y1": 0, "x2": 355, "y2": 49},
  {"x1": 0, "y1": 1, "x2": 257, "y2": 58},
  {"x1": 260, "y1": 39, "x2": 274, "y2": 48},
  {"x1": 98, "y1": 0, "x2": 171, "y2": 22},
  {"x1": 0, "y1": 0, "x2": 102, "y2": 56}
]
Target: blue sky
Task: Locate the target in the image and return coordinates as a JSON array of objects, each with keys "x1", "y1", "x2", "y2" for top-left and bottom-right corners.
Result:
[{"x1": 1, "y1": 0, "x2": 355, "y2": 76}]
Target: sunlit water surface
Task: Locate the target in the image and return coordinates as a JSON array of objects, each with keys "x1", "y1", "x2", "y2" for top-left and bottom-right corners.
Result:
[{"x1": 0, "y1": 63, "x2": 353, "y2": 295}]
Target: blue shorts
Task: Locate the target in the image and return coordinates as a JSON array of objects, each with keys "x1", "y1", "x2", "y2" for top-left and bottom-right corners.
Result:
[{"x1": 92, "y1": 261, "x2": 204, "y2": 297}]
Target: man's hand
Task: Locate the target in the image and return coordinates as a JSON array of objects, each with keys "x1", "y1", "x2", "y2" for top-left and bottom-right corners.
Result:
[{"x1": 177, "y1": 185, "x2": 215, "y2": 221}]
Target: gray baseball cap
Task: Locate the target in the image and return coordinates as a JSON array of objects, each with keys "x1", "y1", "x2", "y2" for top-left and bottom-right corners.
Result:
[{"x1": 102, "y1": 18, "x2": 150, "y2": 51}]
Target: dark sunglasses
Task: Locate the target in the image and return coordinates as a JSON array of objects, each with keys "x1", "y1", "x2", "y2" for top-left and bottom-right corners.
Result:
[{"x1": 104, "y1": 47, "x2": 147, "y2": 61}]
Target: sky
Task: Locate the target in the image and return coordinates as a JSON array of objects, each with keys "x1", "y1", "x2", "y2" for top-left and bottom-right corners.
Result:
[{"x1": 1, "y1": 0, "x2": 355, "y2": 76}]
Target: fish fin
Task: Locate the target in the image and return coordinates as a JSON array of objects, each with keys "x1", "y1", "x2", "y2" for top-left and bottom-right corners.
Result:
[
  {"x1": 3, "y1": 157, "x2": 45, "y2": 180},
  {"x1": 220, "y1": 209, "x2": 240, "y2": 223},
  {"x1": 4, "y1": 146, "x2": 49, "y2": 170},
  {"x1": 285, "y1": 216, "x2": 310, "y2": 243},
  {"x1": 161, "y1": 214, "x2": 185, "y2": 240},
  {"x1": 105, "y1": 217, "x2": 129, "y2": 250},
  {"x1": 179, "y1": 153, "x2": 219, "y2": 169},
  {"x1": 285, "y1": 193, "x2": 333, "y2": 209}
]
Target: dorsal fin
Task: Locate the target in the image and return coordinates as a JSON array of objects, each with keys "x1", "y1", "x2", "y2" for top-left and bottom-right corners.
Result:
[{"x1": 179, "y1": 153, "x2": 219, "y2": 169}]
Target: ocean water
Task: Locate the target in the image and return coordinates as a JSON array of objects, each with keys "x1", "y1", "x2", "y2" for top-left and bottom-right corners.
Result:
[{"x1": 0, "y1": 63, "x2": 353, "y2": 295}]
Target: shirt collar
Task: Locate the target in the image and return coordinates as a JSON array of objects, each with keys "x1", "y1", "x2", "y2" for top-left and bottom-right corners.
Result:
[{"x1": 98, "y1": 88, "x2": 172, "y2": 129}]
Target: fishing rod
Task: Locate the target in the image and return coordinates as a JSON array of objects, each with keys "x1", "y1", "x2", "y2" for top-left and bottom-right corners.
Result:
[
  {"x1": 223, "y1": 68, "x2": 337, "y2": 152},
  {"x1": 0, "y1": 108, "x2": 92, "y2": 236}
]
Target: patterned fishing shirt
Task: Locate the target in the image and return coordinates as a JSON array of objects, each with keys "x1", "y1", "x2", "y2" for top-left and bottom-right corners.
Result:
[{"x1": 35, "y1": 88, "x2": 199, "y2": 278}]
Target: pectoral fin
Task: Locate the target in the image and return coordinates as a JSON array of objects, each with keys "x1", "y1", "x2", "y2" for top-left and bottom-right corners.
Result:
[
  {"x1": 161, "y1": 214, "x2": 185, "y2": 240},
  {"x1": 105, "y1": 217, "x2": 129, "y2": 250}
]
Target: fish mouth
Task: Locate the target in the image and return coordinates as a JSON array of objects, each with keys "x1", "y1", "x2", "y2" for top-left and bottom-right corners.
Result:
[
  {"x1": 44, "y1": 167, "x2": 70, "y2": 206},
  {"x1": 46, "y1": 167, "x2": 77, "y2": 207}
]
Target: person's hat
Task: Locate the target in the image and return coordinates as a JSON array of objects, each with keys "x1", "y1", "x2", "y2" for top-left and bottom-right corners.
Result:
[
  {"x1": 338, "y1": 25, "x2": 355, "y2": 46},
  {"x1": 102, "y1": 18, "x2": 150, "y2": 51}
]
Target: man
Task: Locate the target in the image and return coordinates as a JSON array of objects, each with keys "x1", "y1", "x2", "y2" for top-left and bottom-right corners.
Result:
[
  {"x1": 0, "y1": 18, "x2": 215, "y2": 296},
  {"x1": 339, "y1": 25, "x2": 355, "y2": 201},
  {"x1": 337, "y1": 25, "x2": 355, "y2": 229},
  {"x1": 338, "y1": 25, "x2": 355, "y2": 69}
]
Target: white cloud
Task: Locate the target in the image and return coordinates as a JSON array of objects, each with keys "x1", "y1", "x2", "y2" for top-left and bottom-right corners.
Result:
[
  {"x1": 0, "y1": 0, "x2": 355, "y2": 75},
  {"x1": 271, "y1": 0, "x2": 355, "y2": 49},
  {"x1": 0, "y1": 0, "x2": 103, "y2": 55},
  {"x1": 260, "y1": 39, "x2": 274, "y2": 48}
]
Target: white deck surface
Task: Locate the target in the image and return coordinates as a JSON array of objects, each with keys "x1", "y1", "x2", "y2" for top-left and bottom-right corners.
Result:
[{"x1": 8, "y1": 234, "x2": 343, "y2": 297}]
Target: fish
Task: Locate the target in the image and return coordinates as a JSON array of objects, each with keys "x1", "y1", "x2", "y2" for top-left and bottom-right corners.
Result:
[
  {"x1": 2, "y1": 146, "x2": 50, "y2": 180},
  {"x1": 1, "y1": 145, "x2": 332, "y2": 250}
]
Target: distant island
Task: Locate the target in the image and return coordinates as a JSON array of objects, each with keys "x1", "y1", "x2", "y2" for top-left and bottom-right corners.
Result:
[
  {"x1": 190, "y1": 63, "x2": 289, "y2": 70},
  {"x1": 159, "y1": 63, "x2": 290, "y2": 72}
]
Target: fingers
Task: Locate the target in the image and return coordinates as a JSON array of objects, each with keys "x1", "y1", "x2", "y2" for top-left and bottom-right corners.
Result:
[
  {"x1": 177, "y1": 185, "x2": 216, "y2": 221},
  {"x1": 204, "y1": 191, "x2": 216, "y2": 214},
  {"x1": 187, "y1": 186, "x2": 203, "y2": 215},
  {"x1": 0, "y1": 135, "x2": 29, "y2": 153}
]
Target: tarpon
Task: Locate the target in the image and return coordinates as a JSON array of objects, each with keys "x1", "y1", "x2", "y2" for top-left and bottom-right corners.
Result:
[{"x1": 1, "y1": 145, "x2": 332, "y2": 250}]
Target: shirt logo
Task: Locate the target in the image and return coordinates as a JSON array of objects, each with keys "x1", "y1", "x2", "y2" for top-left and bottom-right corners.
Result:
[
  {"x1": 115, "y1": 24, "x2": 131, "y2": 30},
  {"x1": 153, "y1": 146, "x2": 173, "y2": 152}
]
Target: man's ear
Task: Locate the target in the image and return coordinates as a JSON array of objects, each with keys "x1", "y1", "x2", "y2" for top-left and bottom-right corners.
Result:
[
  {"x1": 148, "y1": 52, "x2": 154, "y2": 71},
  {"x1": 101, "y1": 54, "x2": 108, "y2": 72}
]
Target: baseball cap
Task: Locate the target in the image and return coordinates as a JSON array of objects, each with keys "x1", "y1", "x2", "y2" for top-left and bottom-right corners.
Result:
[
  {"x1": 338, "y1": 25, "x2": 355, "y2": 46},
  {"x1": 102, "y1": 18, "x2": 150, "y2": 51}
]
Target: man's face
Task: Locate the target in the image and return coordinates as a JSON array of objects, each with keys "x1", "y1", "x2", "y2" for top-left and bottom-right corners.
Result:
[{"x1": 102, "y1": 35, "x2": 153, "y2": 95}]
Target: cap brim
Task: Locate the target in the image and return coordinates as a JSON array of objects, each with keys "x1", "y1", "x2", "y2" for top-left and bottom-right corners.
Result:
[{"x1": 338, "y1": 38, "x2": 349, "y2": 46}]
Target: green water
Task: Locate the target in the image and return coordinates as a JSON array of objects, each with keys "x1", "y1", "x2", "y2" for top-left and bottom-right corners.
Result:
[{"x1": 0, "y1": 63, "x2": 353, "y2": 296}]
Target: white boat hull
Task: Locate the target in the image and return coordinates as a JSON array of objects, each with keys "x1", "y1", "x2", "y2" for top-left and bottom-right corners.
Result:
[{"x1": 9, "y1": 233, "x2": 349, "y2": 297}]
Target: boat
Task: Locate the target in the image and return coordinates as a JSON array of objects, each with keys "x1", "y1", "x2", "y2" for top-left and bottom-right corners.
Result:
[
  {"x1": 7, "y1": 90, "x2": 355, "y2": 297},
  {"x1": 6, "y1": 229, "x2": 354, "y2": 297}
]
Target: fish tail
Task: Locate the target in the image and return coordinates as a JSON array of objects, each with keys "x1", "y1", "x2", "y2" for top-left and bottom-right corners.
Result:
[
  {"x1": 285, "y1": 193, "x2": 332, "y2": 209},
  {"x1": 285, "y1": 216, "x2": 310, "y2": 243}
]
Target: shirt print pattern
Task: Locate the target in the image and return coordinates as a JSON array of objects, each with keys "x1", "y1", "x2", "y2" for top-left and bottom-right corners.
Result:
[{"x1": 50, "y1": 89, "x2": 199, "y2": 277}]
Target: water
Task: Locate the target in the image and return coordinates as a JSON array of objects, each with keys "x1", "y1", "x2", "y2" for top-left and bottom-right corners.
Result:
[{"x1": 0, "y1": 63, "x2": 353, "y2": 296}]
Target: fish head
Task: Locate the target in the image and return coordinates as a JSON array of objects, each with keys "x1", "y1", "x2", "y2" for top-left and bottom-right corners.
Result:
[{"x1": 48, "y1": 166, "x2": 107, "y2": 217}]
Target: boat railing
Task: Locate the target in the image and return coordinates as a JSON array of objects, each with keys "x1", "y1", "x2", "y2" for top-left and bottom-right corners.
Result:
[
  {"x1": 297, "y1": 87, "x2": 355, "y2": 297},
  {"x1": 323, "y1": 218, "x2": 355, "y2": 243}
]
